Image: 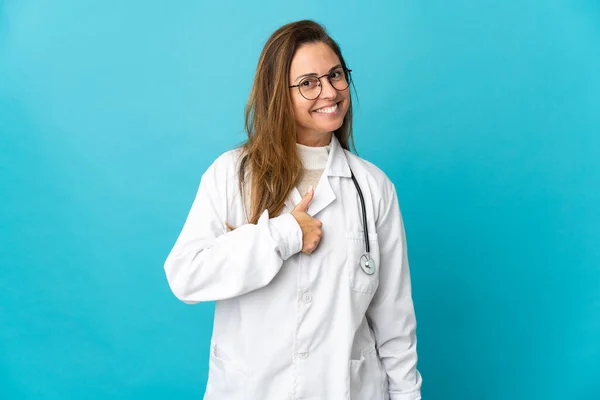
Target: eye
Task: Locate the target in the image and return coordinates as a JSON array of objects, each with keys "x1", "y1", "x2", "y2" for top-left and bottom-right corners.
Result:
[
  {"x1": 330, "y1": 70, "x2": 343, "y2": 80},
  {"x1": 300, "y1": 77, "x2": 319, "y2": 88}
]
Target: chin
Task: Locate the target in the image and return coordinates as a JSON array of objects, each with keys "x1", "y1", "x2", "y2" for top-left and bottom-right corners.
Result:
[{"x1": 317, "y1": 120, "x2": 344, "y2": 133}]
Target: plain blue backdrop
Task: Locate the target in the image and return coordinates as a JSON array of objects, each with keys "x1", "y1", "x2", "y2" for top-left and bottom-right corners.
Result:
[{"x1": 1, "y1": 1, "x2": 599, "y2": 399}]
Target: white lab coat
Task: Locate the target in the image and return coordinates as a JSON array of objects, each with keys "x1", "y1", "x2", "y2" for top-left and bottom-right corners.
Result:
[{"x1": 164, "y1": 135, "x2": 422, "y2": 400}]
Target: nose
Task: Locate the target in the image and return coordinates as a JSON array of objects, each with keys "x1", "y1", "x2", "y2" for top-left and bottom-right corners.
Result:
[{"x1": 319, "y1": 78, "x2": 337, "y2": 100}]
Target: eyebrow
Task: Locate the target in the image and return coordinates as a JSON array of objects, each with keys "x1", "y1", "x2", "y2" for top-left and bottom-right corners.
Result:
[{"x1": 293, "y1": 64, "x2": 342, "y2": 83}]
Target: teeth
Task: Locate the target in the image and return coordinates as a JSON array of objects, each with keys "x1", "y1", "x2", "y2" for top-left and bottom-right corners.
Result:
[{"x1": 315, "y1": 104, "x2": 338, "y2": 114}]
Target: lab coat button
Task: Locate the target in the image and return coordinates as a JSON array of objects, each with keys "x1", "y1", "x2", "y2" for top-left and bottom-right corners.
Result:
[
  {"x1": 302, "y1": 293, "x2": 312, "y2": 304},
  {"x1": 298, "y1": 351, "x2": 308, "y2": 359}
]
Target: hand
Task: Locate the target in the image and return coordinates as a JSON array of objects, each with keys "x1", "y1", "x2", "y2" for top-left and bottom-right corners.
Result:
[{"x1": 291, "y1": 187, "x2": 323, "y2": 255}]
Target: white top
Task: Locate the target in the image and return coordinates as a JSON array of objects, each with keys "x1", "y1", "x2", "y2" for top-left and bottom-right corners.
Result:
[
  {"x1": 295, "y1": 142, "x2": 330, "y2": 197},
  {"x1": 295, "y1": 142, "x2": 330, "y2": 170},
  {"x1": 164, "y1": 135, "x2": 422, "y2": 400}
]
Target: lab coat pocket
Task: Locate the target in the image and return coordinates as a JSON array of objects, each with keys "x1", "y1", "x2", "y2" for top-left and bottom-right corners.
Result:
[
  {"x1": 346, "y1": 231, "x2": 380, "y2": 294},
  {"x1": 204, "y1": 341, "x2": 248, "y2": 400},
  {"x1": 348, "y1": 344, "x2": 387, "y2": 400}
]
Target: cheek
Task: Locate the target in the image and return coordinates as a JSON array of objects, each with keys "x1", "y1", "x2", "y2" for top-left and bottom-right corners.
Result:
[
  {"x1": 340, "y1": 91, "x2": 351, "y2": 107},
  {"x1": 291, "y1": 96, "x2": 313, "y2": 120},
  {"x1": 338, "y1": 95, "x2": 351, "y2": 118}
]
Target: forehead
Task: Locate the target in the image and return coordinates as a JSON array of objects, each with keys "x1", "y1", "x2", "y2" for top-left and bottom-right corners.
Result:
[{"x1": 290, "y1": 42, "x2": 341, "y2": 77}]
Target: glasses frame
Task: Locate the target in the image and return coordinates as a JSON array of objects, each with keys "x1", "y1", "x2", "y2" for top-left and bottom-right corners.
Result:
[{"x1": 289, "y1": 68, "x2": 353, "y2": 100}]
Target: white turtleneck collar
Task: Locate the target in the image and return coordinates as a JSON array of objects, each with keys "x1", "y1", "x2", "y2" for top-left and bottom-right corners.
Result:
[{"x1": 295, "y1": 142, "x2": 331, "y2": 170}]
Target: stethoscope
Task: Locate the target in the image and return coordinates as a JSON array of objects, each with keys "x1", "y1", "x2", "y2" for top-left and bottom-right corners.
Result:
[{"x1": 350, "y1": 170, "x2": 376, "y2": 276}]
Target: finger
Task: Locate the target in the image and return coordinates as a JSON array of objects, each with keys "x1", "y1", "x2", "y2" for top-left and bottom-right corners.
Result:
[{"x1": 293, "y1": 186, "x2": 314, "y2": 212}]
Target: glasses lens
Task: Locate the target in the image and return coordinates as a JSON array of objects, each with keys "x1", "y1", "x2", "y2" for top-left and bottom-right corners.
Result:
[
  {"x1": 299, "y1": 77, "x2": 321, "y2": 100},
  {"x1": 330, "y1": 69, "x2": 350, "y2": 91}
]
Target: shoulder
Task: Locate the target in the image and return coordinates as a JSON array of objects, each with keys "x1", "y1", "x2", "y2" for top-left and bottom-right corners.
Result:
[
  {"x1": 343, "y1": 150, "x2": 400, "y2": 227},
  {"x1": 343, "y1": 149, "x2": 395, "y2": 194},
  {"x1": 203, "y1": 146, "x2": 246, "y2": 181},
  {"x1": 209, "y1": 146, "x2": 245, "y2": 171},
  {"x1": 195, "y1": 146, "x2": 248, "y2": 207},
  {"x1": 191, "y1": 146, "x2": 249, "y2": 220}
]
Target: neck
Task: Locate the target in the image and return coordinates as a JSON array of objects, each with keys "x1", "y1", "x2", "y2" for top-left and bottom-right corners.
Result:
[{"x1": 296, "y1": 131, "x2": 333, "y2": 147}]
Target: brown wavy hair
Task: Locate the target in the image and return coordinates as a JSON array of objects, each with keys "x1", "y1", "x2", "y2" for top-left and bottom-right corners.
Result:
[{"x1": 239, "y1": 19, "x2": 355, "y2": 224}]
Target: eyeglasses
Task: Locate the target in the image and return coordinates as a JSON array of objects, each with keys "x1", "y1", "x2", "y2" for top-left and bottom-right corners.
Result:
[{"x1": 289, "y1": 68, "x2": 352, "y2": 100}]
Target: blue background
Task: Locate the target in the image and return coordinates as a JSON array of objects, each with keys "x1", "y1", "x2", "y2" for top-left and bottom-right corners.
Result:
[{"x1": 1, "y1": 0, "x2": 599, "y2": 399}]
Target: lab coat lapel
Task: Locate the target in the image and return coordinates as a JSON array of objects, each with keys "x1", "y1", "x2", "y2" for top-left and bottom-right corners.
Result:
[
  {"x1": 306, "y1": 172, "x2": 335, "y2": 217},
  {"x1": 285, "y1": 187, "x2": 303, "y2": 212},
  {"x1": 284, "y1": 135, "x2": 351, "y2": 215},
  {"x1": 284, "y1": 179, "x2": 335, "y2": 217},
  {"x1": 306, "y1": 135, "x2": 352, "y2": 217}
]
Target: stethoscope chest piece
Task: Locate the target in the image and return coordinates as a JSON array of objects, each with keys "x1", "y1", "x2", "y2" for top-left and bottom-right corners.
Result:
[{"x1": 360, "y1": 253, "x2": 376, "y2": 275}]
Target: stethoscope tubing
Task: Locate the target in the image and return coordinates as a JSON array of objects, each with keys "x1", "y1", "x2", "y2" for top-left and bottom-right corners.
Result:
[{"x1": 350, "y1": 170, "x2": 370, "y2": 253}]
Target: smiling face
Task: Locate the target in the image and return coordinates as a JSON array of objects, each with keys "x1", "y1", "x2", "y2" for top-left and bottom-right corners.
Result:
[{"x1": 289, "y1": 42, "x2": 351, "y2": 147}]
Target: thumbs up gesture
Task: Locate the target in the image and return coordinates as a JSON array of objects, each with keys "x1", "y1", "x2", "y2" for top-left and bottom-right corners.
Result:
[{"x1": 291, "y1": 186, "x2": 323, "y2": 255}]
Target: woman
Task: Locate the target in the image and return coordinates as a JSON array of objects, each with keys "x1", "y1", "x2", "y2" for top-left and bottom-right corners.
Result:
[{"x1": 164, "y1": 19, "x2": 422, "y2": 400}]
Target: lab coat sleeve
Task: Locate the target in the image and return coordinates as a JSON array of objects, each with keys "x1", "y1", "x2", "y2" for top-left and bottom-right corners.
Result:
[
  {"x1": 366, "y1": 182, "x2": 422, "y2": 400},
  {"x1": 163, "y1": 158, "x2": 303, "y2": 303}
]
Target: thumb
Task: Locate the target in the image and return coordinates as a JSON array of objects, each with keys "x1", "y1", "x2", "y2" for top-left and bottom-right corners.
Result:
[{"x1": 294, "y1": 186, "x2": 314, "y2": 212}]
